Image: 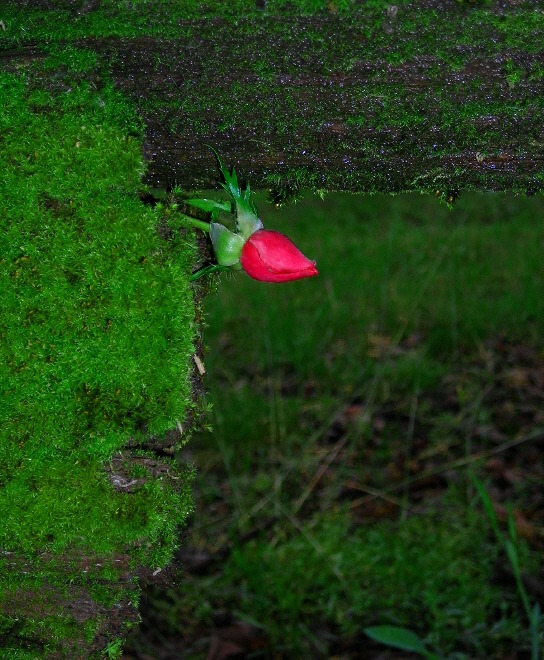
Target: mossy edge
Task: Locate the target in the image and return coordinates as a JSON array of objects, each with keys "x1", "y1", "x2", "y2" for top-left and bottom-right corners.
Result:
[{"x1": 0, "y1": 45, "x2": 198, "y2": 657}]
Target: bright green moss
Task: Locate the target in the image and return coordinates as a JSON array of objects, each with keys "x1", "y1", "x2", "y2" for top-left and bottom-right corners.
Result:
[
  {"x1": 0, "y1": 49, "x2": 197, "y2": 654},
  {"x1": 0, "y1": 58, "x2": 195, "y2": 553},
  {"x1": 42, "y1": 43, "x2": 99, "y2": 73}
]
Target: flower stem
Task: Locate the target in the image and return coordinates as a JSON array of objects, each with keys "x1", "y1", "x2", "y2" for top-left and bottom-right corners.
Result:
[
  {"x1": 190, "y1": 264, "x2": 230, "y2": 281},
  {"x1": 179, "y1": 214, "x2": 211, "y2": 233}
]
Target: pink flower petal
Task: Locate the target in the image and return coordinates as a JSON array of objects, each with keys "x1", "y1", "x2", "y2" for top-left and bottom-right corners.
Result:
[{"x1": 240, "y1": 229, "x2": 318, "y2": 283}]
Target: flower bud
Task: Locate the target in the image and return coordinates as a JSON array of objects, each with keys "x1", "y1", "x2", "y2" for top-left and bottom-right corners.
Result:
[
  {"x1": 240, "y1": 229, "x2": 318, "y2": 283},
  {"x1": 209, "y1": 222, "x2": 245, "y2": 267}
]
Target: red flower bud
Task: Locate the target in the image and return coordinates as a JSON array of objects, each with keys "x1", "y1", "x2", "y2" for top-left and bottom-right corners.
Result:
[{"x1": 240, "y1": 229, "x2": 318, "y2": 283}]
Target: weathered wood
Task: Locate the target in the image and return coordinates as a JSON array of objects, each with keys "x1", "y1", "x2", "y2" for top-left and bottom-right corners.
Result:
[
  {"x1": 109, "y1": 21, "x2": 544, "y2": 196},
  {"x1": 2, "y1": 1, "x2": 544, "y2": 198}
]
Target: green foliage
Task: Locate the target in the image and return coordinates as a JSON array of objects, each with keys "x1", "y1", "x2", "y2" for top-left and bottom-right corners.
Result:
[
  {"x1": 161, "y1": 191, "x2": 544, "y2": 658},
  {"x1": 0, "y1": 50, "x2": 197, "y2": 653},
  {"x1": 364, "y1": 625, "x2": 438, "y2": 658},
  {"x1": 472, "y1": 477, "x2": 543, "y2": 660},
  {"x1": 172, "y1": 503, "x2": 525, "y2": 656},
  {"x1": 204, "y1": 191, "x2": 544, "y2": 395},
  {"x1": 364, "y1": 480, "x2": 543, "y2": 659},
  {"x1": 103, "y1": 637, "x2": 124, "y2": 659}
]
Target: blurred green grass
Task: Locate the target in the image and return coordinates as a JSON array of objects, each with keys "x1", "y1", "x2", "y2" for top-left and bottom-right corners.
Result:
[
  {"x1": 132, "y1": 192, "x2": 544, "y2": 658},
  {"x1": 200, "y1": 192, "x2": 544, "y2": 466},
  {"x1": 204, "y1": 191, "x2": 543, "y2": 385}
]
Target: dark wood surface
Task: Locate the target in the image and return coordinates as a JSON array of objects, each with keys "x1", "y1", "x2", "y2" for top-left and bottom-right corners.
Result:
[{"x1": 3, "y1": 1, "x2": 544, "y2": 196}]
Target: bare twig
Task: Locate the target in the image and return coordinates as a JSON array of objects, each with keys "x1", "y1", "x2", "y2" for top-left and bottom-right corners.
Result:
[{"x1": 348, "y1": 428, "x2": 544, "y2": 511}]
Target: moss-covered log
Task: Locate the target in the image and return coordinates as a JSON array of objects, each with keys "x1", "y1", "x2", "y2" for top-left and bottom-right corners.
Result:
[
  {"x1": 1, "y1": 0, "x2": 544, "y2": 657},
  {"x1": 3, "y1": 0, "x2": 544, "y2": 200},
  {"x1": 0, "y1": 11, "x2": 202, "y2": 657}
]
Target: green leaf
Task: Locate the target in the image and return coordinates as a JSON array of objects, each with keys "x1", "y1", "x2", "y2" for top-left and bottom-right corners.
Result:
[
  {"x1": 504, "y1": 539, "x2": 520, "y2": 572},
  {"x1": 471, "y1": 475, "x2": 503, "y2": 542},
  {"x1": 530, "y1": 602, "x2": 542, "y2": 660},
  {"x1": 209, "y1": 222, "x2": 244, "y2": 266},
  {"x1": 507, "y1": 507, "x2": 518, "y2": 544},
  {"x1": 364, "y1": 626, "x2": 436, "y2": 658},
  {"x1": 206, "y1": 145, "x2": 258, "y2": 213},
  {"x1": 185, "y1": 198, "x2": 232, "y2": 213},
  {"x1": 206, "y1": 145, "x2": 241, "y2": 201}
]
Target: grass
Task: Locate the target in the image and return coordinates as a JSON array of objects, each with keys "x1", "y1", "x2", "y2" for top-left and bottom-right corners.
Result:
[
  {"x1": 217, "y1": 503, "x2": 522, "y2": 655},
  {"x1": 128, "y1": 190, "x2": 544, "y2": 658},
  {"x1": 147, "y1": 495, "x2": 530, "y2": 656},
  {"x1": 203, "y1": 191, "x2": 544, "y2": 424}
]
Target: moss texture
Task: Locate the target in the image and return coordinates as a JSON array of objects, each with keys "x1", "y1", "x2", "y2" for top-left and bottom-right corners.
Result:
[
  {"x1": 0, "y1": 46, "x2": 197, "y2": 657},
  {"x1": 2, "y1": 0, "x2": 543, "y2": 196}
]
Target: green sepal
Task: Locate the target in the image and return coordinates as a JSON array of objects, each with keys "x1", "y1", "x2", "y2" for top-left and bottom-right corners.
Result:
[
  {"x1": 206, "y1": 145, "x2": 263, "y2": 238},
  {"x1": 207, "y1": 145, "x2": 258, "y2": 205},
  {"x1": 207, "y1": 145, "x2": 243, "y2": 202},
  {"x1": 236, "y1": 198, "x2": 263, "y2": 239},
  {"x1": 185, "y1": 198, "x2": 232, "y2": 213},
  {"x1": 209, "y1": 222, "x2": 245, "y2": 266}
]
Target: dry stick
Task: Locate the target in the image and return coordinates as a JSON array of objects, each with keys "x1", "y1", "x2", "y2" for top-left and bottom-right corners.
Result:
[
  {"x1": 279, "y1": 504, "x2": 348, "y2": 588},
  {"x1": 293, "y1": 433, "x2": 350, "y2": 514},
  {"x1": 346, "y1": 483, "x2": 409, "y2": 511},
  {"x1": 241, "y1": 392, "x2": 373, "y2": 524},
  {"x1": 290, "y1": 381, "x2": 383, "y2": 515},
  {"x1": 348, "y1": 427, "x2": 544, "y2": 511}
]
